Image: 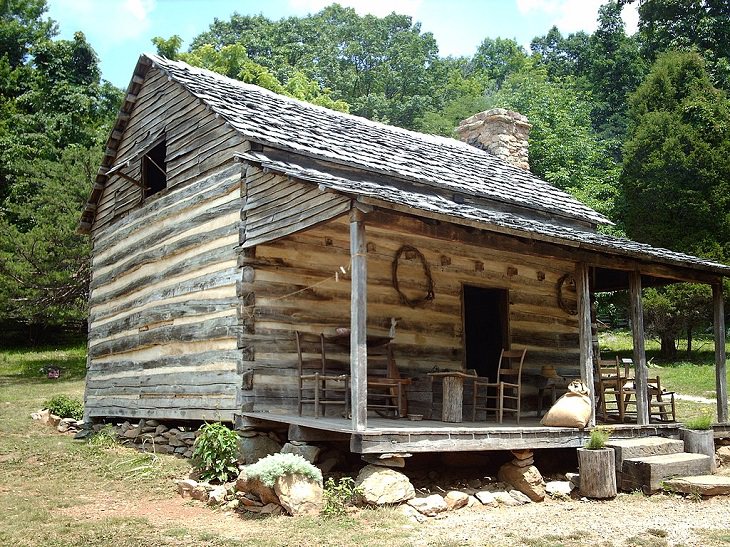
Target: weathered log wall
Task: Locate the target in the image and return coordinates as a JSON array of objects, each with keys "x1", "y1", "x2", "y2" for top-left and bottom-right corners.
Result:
[
  {"x1": 86, "y1": 67, "x2": 246, "y2": 421},
  {"x1": 242, "y1": 197, "x2": 581, "y2": 416}
]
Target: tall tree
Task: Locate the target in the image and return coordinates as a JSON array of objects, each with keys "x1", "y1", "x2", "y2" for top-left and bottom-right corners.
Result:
[
  {"x1": 621, "y1": 51, "x2": 730, "y2": 357},
  {"x1": 488, "y1": 63, "x2": 620, "y2": 220},
  {"x1": 634, "y1": 0, "x2": 730, "y2": 90}
]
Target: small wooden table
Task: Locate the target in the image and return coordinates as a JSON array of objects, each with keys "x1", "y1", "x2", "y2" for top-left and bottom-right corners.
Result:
[{"x1": 428, "y1": 371, "x2": 476, "y2": 423}]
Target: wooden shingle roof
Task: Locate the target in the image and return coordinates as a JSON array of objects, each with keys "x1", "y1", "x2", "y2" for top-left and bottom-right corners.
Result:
[{"x1": 142, "y1": 53, "x2": 610, "y2": 227}]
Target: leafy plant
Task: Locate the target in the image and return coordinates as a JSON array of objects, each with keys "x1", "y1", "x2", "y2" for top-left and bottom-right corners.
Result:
[
  {"x1": 244, "y1": 453, "x2": 322, "y2": 488},
  {"x1": 44, "y1": 394, "x2": 83, "y2": 420},
  {"x1": 585, "y1": 426, "x2": 612, "y2": 449},
  {"x1": 192, "y1": 422, "x2": 239, "y2": 483},
  {"x1": 322, "y1": 476, "x2": 362, "y2": 517},
  {"x1": 683, "y1": 413, "x2": 713, "y2": 430}
]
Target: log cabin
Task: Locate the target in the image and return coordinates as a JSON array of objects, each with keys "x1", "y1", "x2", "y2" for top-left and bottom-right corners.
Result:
[{"x1": 80, "y1": 53, "x2": 729, "y2": 453}]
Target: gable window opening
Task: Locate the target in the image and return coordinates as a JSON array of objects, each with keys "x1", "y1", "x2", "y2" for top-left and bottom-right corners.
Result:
[{"x1": 143, "y1": 139, "x2": 167, "y2": 198}]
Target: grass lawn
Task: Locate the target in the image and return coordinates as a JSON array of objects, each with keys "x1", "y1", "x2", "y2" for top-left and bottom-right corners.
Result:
[
  {"x1": 0, "y1": 344, "x2": 413, "y2": 547},
  {"x1": 599, "y1": 330, "x2": 729, "y2": 421}
]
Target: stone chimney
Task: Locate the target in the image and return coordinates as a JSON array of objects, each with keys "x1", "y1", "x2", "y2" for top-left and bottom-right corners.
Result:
[{"x1": 456, "y1": 108, "x2": 532, "y2": 171}]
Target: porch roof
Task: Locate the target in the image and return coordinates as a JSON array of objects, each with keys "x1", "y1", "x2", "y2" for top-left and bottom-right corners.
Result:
[{"x1": 236, "y1": 150, "x2": 730, "y2": 279}]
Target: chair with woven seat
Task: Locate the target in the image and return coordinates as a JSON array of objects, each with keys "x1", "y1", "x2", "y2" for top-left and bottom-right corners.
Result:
[
  {"x1": 622, "y1": 375, "x2": 676, "y2": 423},
  {"x1": 472, "y1": 348, "x2": 526, "y2": 424},
  {"x1": 296, "y1": 331, "x2": 349, "y2": 417},
  {"x1": 595, "y1": 358, "x2": 626, "y2": 422},
  {"x1": 365, "y1": 340, "x2": 411, "y2": 418}
]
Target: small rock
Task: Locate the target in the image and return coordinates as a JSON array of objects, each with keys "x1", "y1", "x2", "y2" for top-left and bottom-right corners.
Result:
[
  {"x1": 663, "y1": 475, "x2": 730, "y2": 496},
  {"x1": 238, "y1": 435, "x2": 282, "y2": 465},
  {"x1": 123, "y1": 427, "x2": 140, "y2": 439},
  {"x1": 475, "y1": 491, "x2": 498, "y2": 507},
  {"x1": 48, "y1": 414, "x2": 61, "y2": 427},
  {"x1": 274, "y1": 474, "x2": 324, "y2": 516},
  {"x1": 235, "y1": 469, "x2": 279, "y2": 505},
  {"x1": 546, "y1": 481, "x2": 574, "y2": 497},
  {"x1": 145, "y1": 419, "x2": 159, "y2": 427},
  {"x1": 183, "y1": 450, "x2": 193, "y2": 458},
  {"x1": 155, "y1": 424, "x2": 168, "y2": 435},
  {"x1": 511, "y1": 449, "x2": 533, "y2": 460},
  {"x1": 238, "y1": 430, "x2": 258, "y2": 438},
  {"x1": 492, "y1": 491, "x2": 521, "y2": 506},
  {"x1": 565, "y1": 472, "x2": 580, "y2": 489},
  {"x1": 716, "y1": 446, "x2": 730, "y2": 467},
  {"x1": 177, "y1": 432, "x2": 196, "y2": 441},
  {"x1": 355, "y1": 464, "x2": 415, "y2": 506},
  {"x1": 498, "y1": 462, "x2": 545, "y2": 502},
  {"x1": 398, "y1": 503, "x2": 426, "y2": 523},
  {"x1": 511, "y1": 457, "x2": 534, "y2": 468},
  {"x1": 466, "y1": 495, "x2": 480, "y2": 508},
  {"x1": 208, "y1": 485, "x2": 227, "y2": 505},
  {"x1": 259, "y1": 503, "x2": 283, "y2": 515},
  {"x1": 141, "y1": 426, "x2": 157, "y2": 433},
  {"x1": 508, "y1": 490, "x2": 532, "y2": 504},
  {"x1": 444, "y1": 490, "x2": 469, "y2": 510},
  {"x1": 174, "y1": 446, "x2": 187, "y2": 455},
  {"x1": 74, "y1": 429, "x2": 93, "y2": 440},
  {"x1": 362, "y1": 455, "x2": 405, "y2": 468},
  {"x1": 191, "y1": 485, "x2": 209, "y2": 502},
  {"x1": 178, "y1": 479, "x2": 198, "y2": 498},
  {"x1": 407, "y1": 494, "x2": 448, "y2": 516},
  {"x1": 169, "y1": 437, "x2": 187, "y2": 448},
  {"x1": 225, "y1": 499, "x2": 240, "y2": 510}
]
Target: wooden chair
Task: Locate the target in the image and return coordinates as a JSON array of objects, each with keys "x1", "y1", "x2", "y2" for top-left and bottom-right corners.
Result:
[
  {"x1": 648, "y1": 376, "x2": 677, "y2": 423},
  {"x1": 595, "y1": 358, "x2": 625, "y2": 422},
  {"x1": 622, "y1": 375, "x2": 676, "y2": 423},
  {"x1": 365, "y1": 341, "x2": 410, "y2": 418},
  {"x1": 472, "y1": 348, "x2": 526, "y2": 424},
  {"x1": 296, "y1": 331, "x2": 349, "y2": 418}
]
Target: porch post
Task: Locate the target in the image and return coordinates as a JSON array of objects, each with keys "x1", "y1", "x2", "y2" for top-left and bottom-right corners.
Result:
[
  {"x1": 713, "y1": 282, "x2": 728, "y2": 423},
  {"x1": 628, "y1": 271, "x2": 649, "y2": 425},
  {"x1": 576, "y1": 262, "x2": 595, "y2": 426},
  {"x1": 350, "y1": 207, "x2": 368, "y2": 432}
]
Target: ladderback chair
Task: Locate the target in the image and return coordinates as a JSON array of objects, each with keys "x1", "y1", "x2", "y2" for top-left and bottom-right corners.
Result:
[
  {"x1": 595, "y1": 358, "x2": 625, "y2": 422},
  {"x1": 365, "y1": 340, "x2": 411, "y2": 418},
  {"x1": 472, "y1": 348, "x2": 527, "y2": 424},
  {"x1": 296, "y1": 331, "x2": 349, "y2": 417}
]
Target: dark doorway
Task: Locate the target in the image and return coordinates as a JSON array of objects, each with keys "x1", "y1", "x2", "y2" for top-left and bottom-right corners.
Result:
[{"x1": 463, "y1": 285, "x2": 509, "y2": 380}]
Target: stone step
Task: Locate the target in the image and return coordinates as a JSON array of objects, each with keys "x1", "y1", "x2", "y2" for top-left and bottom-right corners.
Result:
[
  {"x1": 662, "y1": 475, "x2": 730, "y2": 497},
  {"x1": 606, "y1": 436, "x2": 685, "y2": 487},
  {"x1": 621, "y1": 453, "x2": 713, "y2": 494}
]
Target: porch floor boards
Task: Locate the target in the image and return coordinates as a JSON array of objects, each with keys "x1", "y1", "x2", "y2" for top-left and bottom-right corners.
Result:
[{"x1": 239, "y1": 411, "x2": 682, "y2": 453}]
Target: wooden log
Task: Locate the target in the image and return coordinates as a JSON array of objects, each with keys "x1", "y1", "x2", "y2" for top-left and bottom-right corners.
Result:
[
  {"x1": 629, "y1": 270, "x2": 649, "y2": 425},
  {"x1": 441, "y1": 375, "x2": 464, "y2": 423},
  {"x1": 350, "y1": 207, "x2": 367, "y2": 432},
  {"x1": 575, "y1": 263, "x2": 595, "y2": 426},
  {"x1": 713, "y1": 283, "x2": 728, "y2": 423},
  {"x1": 680, "y1": 428, "x2": 717, "y2": 473},
  {"x1": 577, "y1": 447, "x2": 617, "y2": 499}
]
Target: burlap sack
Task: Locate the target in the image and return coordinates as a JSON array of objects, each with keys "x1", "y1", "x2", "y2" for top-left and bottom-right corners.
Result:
[{"x1": 540, "y1": 380, "x2": 592, "y2": 428}]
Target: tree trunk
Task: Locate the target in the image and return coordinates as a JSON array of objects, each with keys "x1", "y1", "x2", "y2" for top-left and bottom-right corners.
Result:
[
  {"x1": 680, "y1": 428, "x2": 716, "y2": 473},
  {"x1": 686, "y1": 326, "x2": 693, "y2": 356},
  {"x1": 660, "y1": 334, "x2": 677, "y2": 359},
  {"x1": 577, "y1": 447, "x2": 617, "y2": 499}
]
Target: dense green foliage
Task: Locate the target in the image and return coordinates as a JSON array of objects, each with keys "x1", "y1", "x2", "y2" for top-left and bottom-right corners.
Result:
[
  {"x1": 1, "y1": 0, "x2": 728, "y2": 349},
  {"x1": 0, "y1": 1, "x2": 121, "y2": 333},
  {"x1": 192, "y1": 422, "x2": 240, "y2": 483},
  {"x1": 44, "y1": 393, "x2": 83, "y2": 420}
]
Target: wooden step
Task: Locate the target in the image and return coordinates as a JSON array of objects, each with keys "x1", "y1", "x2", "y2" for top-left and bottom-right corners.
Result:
[
  {"x1": 621, "y1": 453, "x2": 713, "y2": 494},
  {"x1": 606, "y1": 436, "x2": 684, "y2": 488}
]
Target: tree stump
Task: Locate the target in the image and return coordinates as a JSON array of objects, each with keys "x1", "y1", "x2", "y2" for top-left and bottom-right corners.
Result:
[
  {"x1": 442, "y1": 376, "x2": 463, "y2": 423},
  {"x1": 577, "y1": 447, "x2": 617, "y2": 499},
  {"x1": 680, "y1": 428, "x2": 716, "y2": 473}
]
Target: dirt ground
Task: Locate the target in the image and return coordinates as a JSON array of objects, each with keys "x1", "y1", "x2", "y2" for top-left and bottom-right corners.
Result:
[{"x1": 53, "y1": 470, "x2": 730, "y2": 547}]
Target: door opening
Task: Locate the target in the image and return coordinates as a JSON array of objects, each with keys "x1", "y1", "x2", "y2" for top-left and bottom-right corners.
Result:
[{"x1": 463, "y1": 285, "x2": 509, "y2": 381}]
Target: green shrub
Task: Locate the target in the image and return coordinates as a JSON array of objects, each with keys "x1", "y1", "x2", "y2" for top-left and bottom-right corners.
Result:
[
  {"x1": 322, "y1": 476, "x2": 362, "y2": 517},
  {"x1": 244, "y1": 453, "x2": 322, "y2": 488},
  {"x1": 192, "y1": 422, "x2": 239, "y2": 483},
  {"x1": 683, "y1": 413, "x2": 713, "y2": 430},
  {"x1": 585, "y1": 426, "x2": 611, "y2": 449},
  {"x1": 44, "y1": 394, "x2": 83, "y2": 421}
]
